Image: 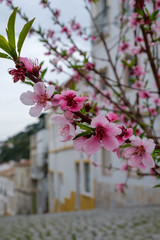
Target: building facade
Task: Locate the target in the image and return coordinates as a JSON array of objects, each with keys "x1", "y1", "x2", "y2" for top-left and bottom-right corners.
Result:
[
  {"x1": 30, "y1": 116, "x2": 48, "y2": 214},
  {"x1": 14, "y1": 160, "x2": 32, "y2": 214},
  {"x1": 0, "y1": 163, "x2": 15, "y2": 215}
]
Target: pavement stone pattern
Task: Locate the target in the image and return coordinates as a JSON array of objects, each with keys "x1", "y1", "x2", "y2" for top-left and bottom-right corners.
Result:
[{"x1": 0, "y1": 206, "x2": 160, "y2": 240}]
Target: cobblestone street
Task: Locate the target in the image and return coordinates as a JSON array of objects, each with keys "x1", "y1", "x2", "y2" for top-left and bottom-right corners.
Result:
[{"x1": 0, "y1": 206, "x2": 160, "y2": 240}]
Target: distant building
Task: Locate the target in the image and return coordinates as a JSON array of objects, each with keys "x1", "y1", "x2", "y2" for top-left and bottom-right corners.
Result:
[
  {"x1": 0, "y1": 162, "x2": 15, "y2": 215},
  {"x1": 14, "y1": 160, "x2": 32, "y2": 214},
  {"x1": 30, "y1": 115, "x2": 48, "y2": 214}
]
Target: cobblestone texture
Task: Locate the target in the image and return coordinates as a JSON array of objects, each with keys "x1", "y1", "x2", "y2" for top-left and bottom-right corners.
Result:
[{"x1": 0, "y1": 206, "x2": 160, "y2": 240}]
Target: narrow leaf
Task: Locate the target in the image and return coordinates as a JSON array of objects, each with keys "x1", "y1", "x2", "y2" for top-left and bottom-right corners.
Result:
[
  {"x1": 7, "y1": 7, "x2": 17, "y2": 51},
  {"x1": 0, "y1": 52, "x2": 12, "y2": 59},
  {"x1": 0, "y1": 35, "x2": 12, "y2": 56},
  {"x1": 17, "y1": 18, "x2": 35, "y2": 55},
  {"x1": 76, "y1": 122, "x2": 94, "y2": 131},
  {"x1": 153, "y1": 184, "x2": 160, "y2": 188},
  {"x1": 73, "y1": 131, "x2": 92, "y2": 140},
  {"x1": 41, "y1": 68, "x2": 47, "y2": 79}
]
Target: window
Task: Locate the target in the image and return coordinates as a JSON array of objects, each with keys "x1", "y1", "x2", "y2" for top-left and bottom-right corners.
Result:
[
  {"x1": 84, "y1": 163, "x2": 90, "y2": 193},
  {"x1": 100, "y1": 67, "x2": 108, "y2": 90},
  {"x1": 123, "y1": 55, "x2": 136, "y2": 88},
  {"x1": 101, "y1": 148, "x2": 112, "y2": 176},
  {"x1": 94, "y1": 0, "x2": 109, "y2": 34}
]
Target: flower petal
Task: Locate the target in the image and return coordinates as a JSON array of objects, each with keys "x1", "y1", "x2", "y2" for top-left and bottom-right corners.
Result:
[
  {"x1": 102, "y1": 135, "x2": 119, "y2": 151},
  {"x1": 33, "y1": 82, "x2": 46, "y2": 95},
  {"x1": 20, "y1": 91, "x2": 36, "y2": 105},
  {"x1": 142, "y1": 153, "x2": 155, "y2": 168},
  {"x1": 46, "y1": 85, "x2": 55, "y2": 98},
  {"x1": 29, "y1": 103, "x2": 43, "y2": 117},
  {"x1": 84, "y1": 136, "x2": 101, "y2": 155}
]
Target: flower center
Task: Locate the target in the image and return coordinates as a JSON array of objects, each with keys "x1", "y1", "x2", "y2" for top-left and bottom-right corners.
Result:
[
  {"x1": 136, "y1": 145, "x2": 145, "y2": 157},
  {"x1": 95, "y1": 126, "x2": 105, "y2": 140},
  {"x1": 66, "y1": 95, "x2": 77, "y2": 107}
]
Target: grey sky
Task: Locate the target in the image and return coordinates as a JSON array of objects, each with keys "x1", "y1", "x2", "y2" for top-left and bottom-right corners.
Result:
[{"x1": 0, "y1": 0, "x2": 90, "y2": 141}]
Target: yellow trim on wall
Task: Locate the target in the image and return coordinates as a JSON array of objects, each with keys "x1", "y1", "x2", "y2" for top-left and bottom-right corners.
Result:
[
  {"x1": 75, "y1": 159, "x2": 80, "y2": 164},
  {"x1": 49, "y1": 145, "x2": 73, "y2": 153},
  {"x1": 53, "y1": 198, "x2": 59, "y2": 213},
  {"x1": 80, "y1": 194, "x2": 95, "y2": 210},
  {"x1": 83, "y1": 159, "x2": 90, "y2": 164},
  {"x1": 52, "y1": 178, "x2": 96, "y2": 212}
]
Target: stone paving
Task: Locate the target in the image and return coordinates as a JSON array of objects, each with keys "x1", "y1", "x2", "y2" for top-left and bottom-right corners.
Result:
[{"x1": 0, "y1": 206, "x2": 160, "y2": 240}]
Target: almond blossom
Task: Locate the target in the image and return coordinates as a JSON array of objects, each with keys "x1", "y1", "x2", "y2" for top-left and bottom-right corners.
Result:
[
  {"x1": 83, "y1": 115, "x2": 121, "y2": 155},
  {"x1": 20, "y1": 57, "x2": 41, "y2": 77},
  {"x1": 122, "y1": 136, "x2": 155, "y2": 169},
  {"x1": 116, "y1": 126, "x2": 133, "y2": 145},
  {"x1": 50, "y1": 114, "x2": 75, "y2": 142},
  {"x1": 51, "y1": 90, "x2": 88, "y2": 112},
  {"x1": 20, "y1": 82, "x2": 55, "y2": 117}
]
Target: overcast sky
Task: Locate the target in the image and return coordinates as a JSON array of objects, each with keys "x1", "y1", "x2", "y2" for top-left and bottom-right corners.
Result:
[{"x1": 0, "y1": 0, "x2": 90, "y2": 141}]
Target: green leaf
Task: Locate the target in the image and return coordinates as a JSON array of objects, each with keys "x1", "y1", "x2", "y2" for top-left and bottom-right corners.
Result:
[
  {"x1": 17, "y1": 18, "x2": 35, "y2": 55},
  {"x1": 0, "y1": 52, "x2": 12, "y2": 59},
  {"x1": 133, "y1": 125, "x2": 137, "y2": 136},
  {"x1": 6, "y1": 7, "x2": 17, "y2": 53},
  {"x1": 71, "y1": 65, "x2": 84, "y2": 69},
  {"x1": 150, "y1": 10, "x2": 159, "y2": 21},
  {"x1": 139, "y1": 132, "x2": 145, "y2": 139},
  {"x1": 70, "y1": 80, "x2": 76, "y2": 90},
  {"x1": 73, "y1": 131, "x2": 92, "y2": 140},
  {"x1": 0, "y1": 35, "x2": 12, "y2": 56},
  {"x1": 153, "y1": 184, "x2": 160, "y2": 188},
  {"x1": 136, "y1": 8, "x2": 145, "y2": 17},
  {"x1": 121, "y1": 144, "x2": 132, "y2": 148},
  {"x1": 41, "y1": 68, "x2": 47, "y2": 79},
  {"x1": 76, "y1": 122, "x2": 94, "y2": 131}
]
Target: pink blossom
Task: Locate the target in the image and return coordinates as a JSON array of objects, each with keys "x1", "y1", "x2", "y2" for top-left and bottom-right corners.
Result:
[
  {"x1": 135, "y1": 36, "x2": 144, "y2": 43},
  {"x1": 106, "y1": 112, "x2": 118, "y2": 122},
  {"x1": 153, "y1": 96, "x2": 160, "y2": 106},
  {"x1": 134, "y1": 66, "x2": 145, "y2": 77},
  {"x1": 120, "y1": 163, "x2": 128, "y2": 171},
  {"x1": 85, "y1": 62, "x2": 95, "y2": 70},
  {"x1": 91, "y1": 161, "x2": 99, "y2": 167},
  {"x1": 61, "y1": 26, "x2": 71, "y2": 37},
  {"x1": 54, "y1": 9, "x2": 60, "y2": 18},
  {"x1": 6, "y1": 0, "x2": 12, "y2": 6},
  {"x1": 40, "y1": 0, "x2": 47, "y2": 8},
  {"x1": 68, "y1": 46, "x2": 76, "y2": 55},
  {"x1": 70, "y1": 20, "x2": 81, "y2": 31},
  {"x1": 128, "y1": 13, "x2": 139, "y2": 30},
  {"x1": 90, "y1": 36, "x2": 97, "y2": 41},
  {"x1": 116, "y1": 126, "x2": 133, "y2": 145},
  {"x1": 83, "y1": 115, "x2": 121, "y2": 155},
  {"x1": 148, "y1": 108, "x2": 157, "y2": 116},
  {"x1": 156, "y1": 0, "x2": 160, "y2": 9},
  {"x1": 20, "y1": 57, "x2": 41, "y2": 77},
  {"x1": 50, "y1": 114, "x2": 75, "y2": 141},
  {"x1": 47, "y1": 30, "x2": 55, "y2": 38},
  {"x1": 138, "y1": 90, "x2": 151, "y2": 99},
  {"x1": 52, "y1": 90, "x2": 88, "y2": 112},
  {"x1": 116, "y1": 183, "x2": 126, "y2": 193},
  {"x1": 132, "y1": 80, "x2": 145, "y2": 89},
  {"x1": 9, "y1": 64, "x2": 26, "y2": 83},
  {"x1": 130, "y1": 46, "x2": 142, "y2": 55},
  {"x1": 122, "y1": 136, "x2": 155, "y2": 169},
  {"x1": 73, "y1": 70, "x2": 81, "y2": 82},
  {"x1": 119, "y1": 42, "x2": 130, "y2": 53},
  {"x1": 20, "y1": 82, "x2": 55, "y2": 117}
]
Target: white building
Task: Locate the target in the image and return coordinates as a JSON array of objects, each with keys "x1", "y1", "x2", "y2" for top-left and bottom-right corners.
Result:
[
  {"x1": 30, "y1": 116, "x2": 48, "y2": 214},
  {"x1": 0, "y1": 162, "x2": 15, "y2": 215}
]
